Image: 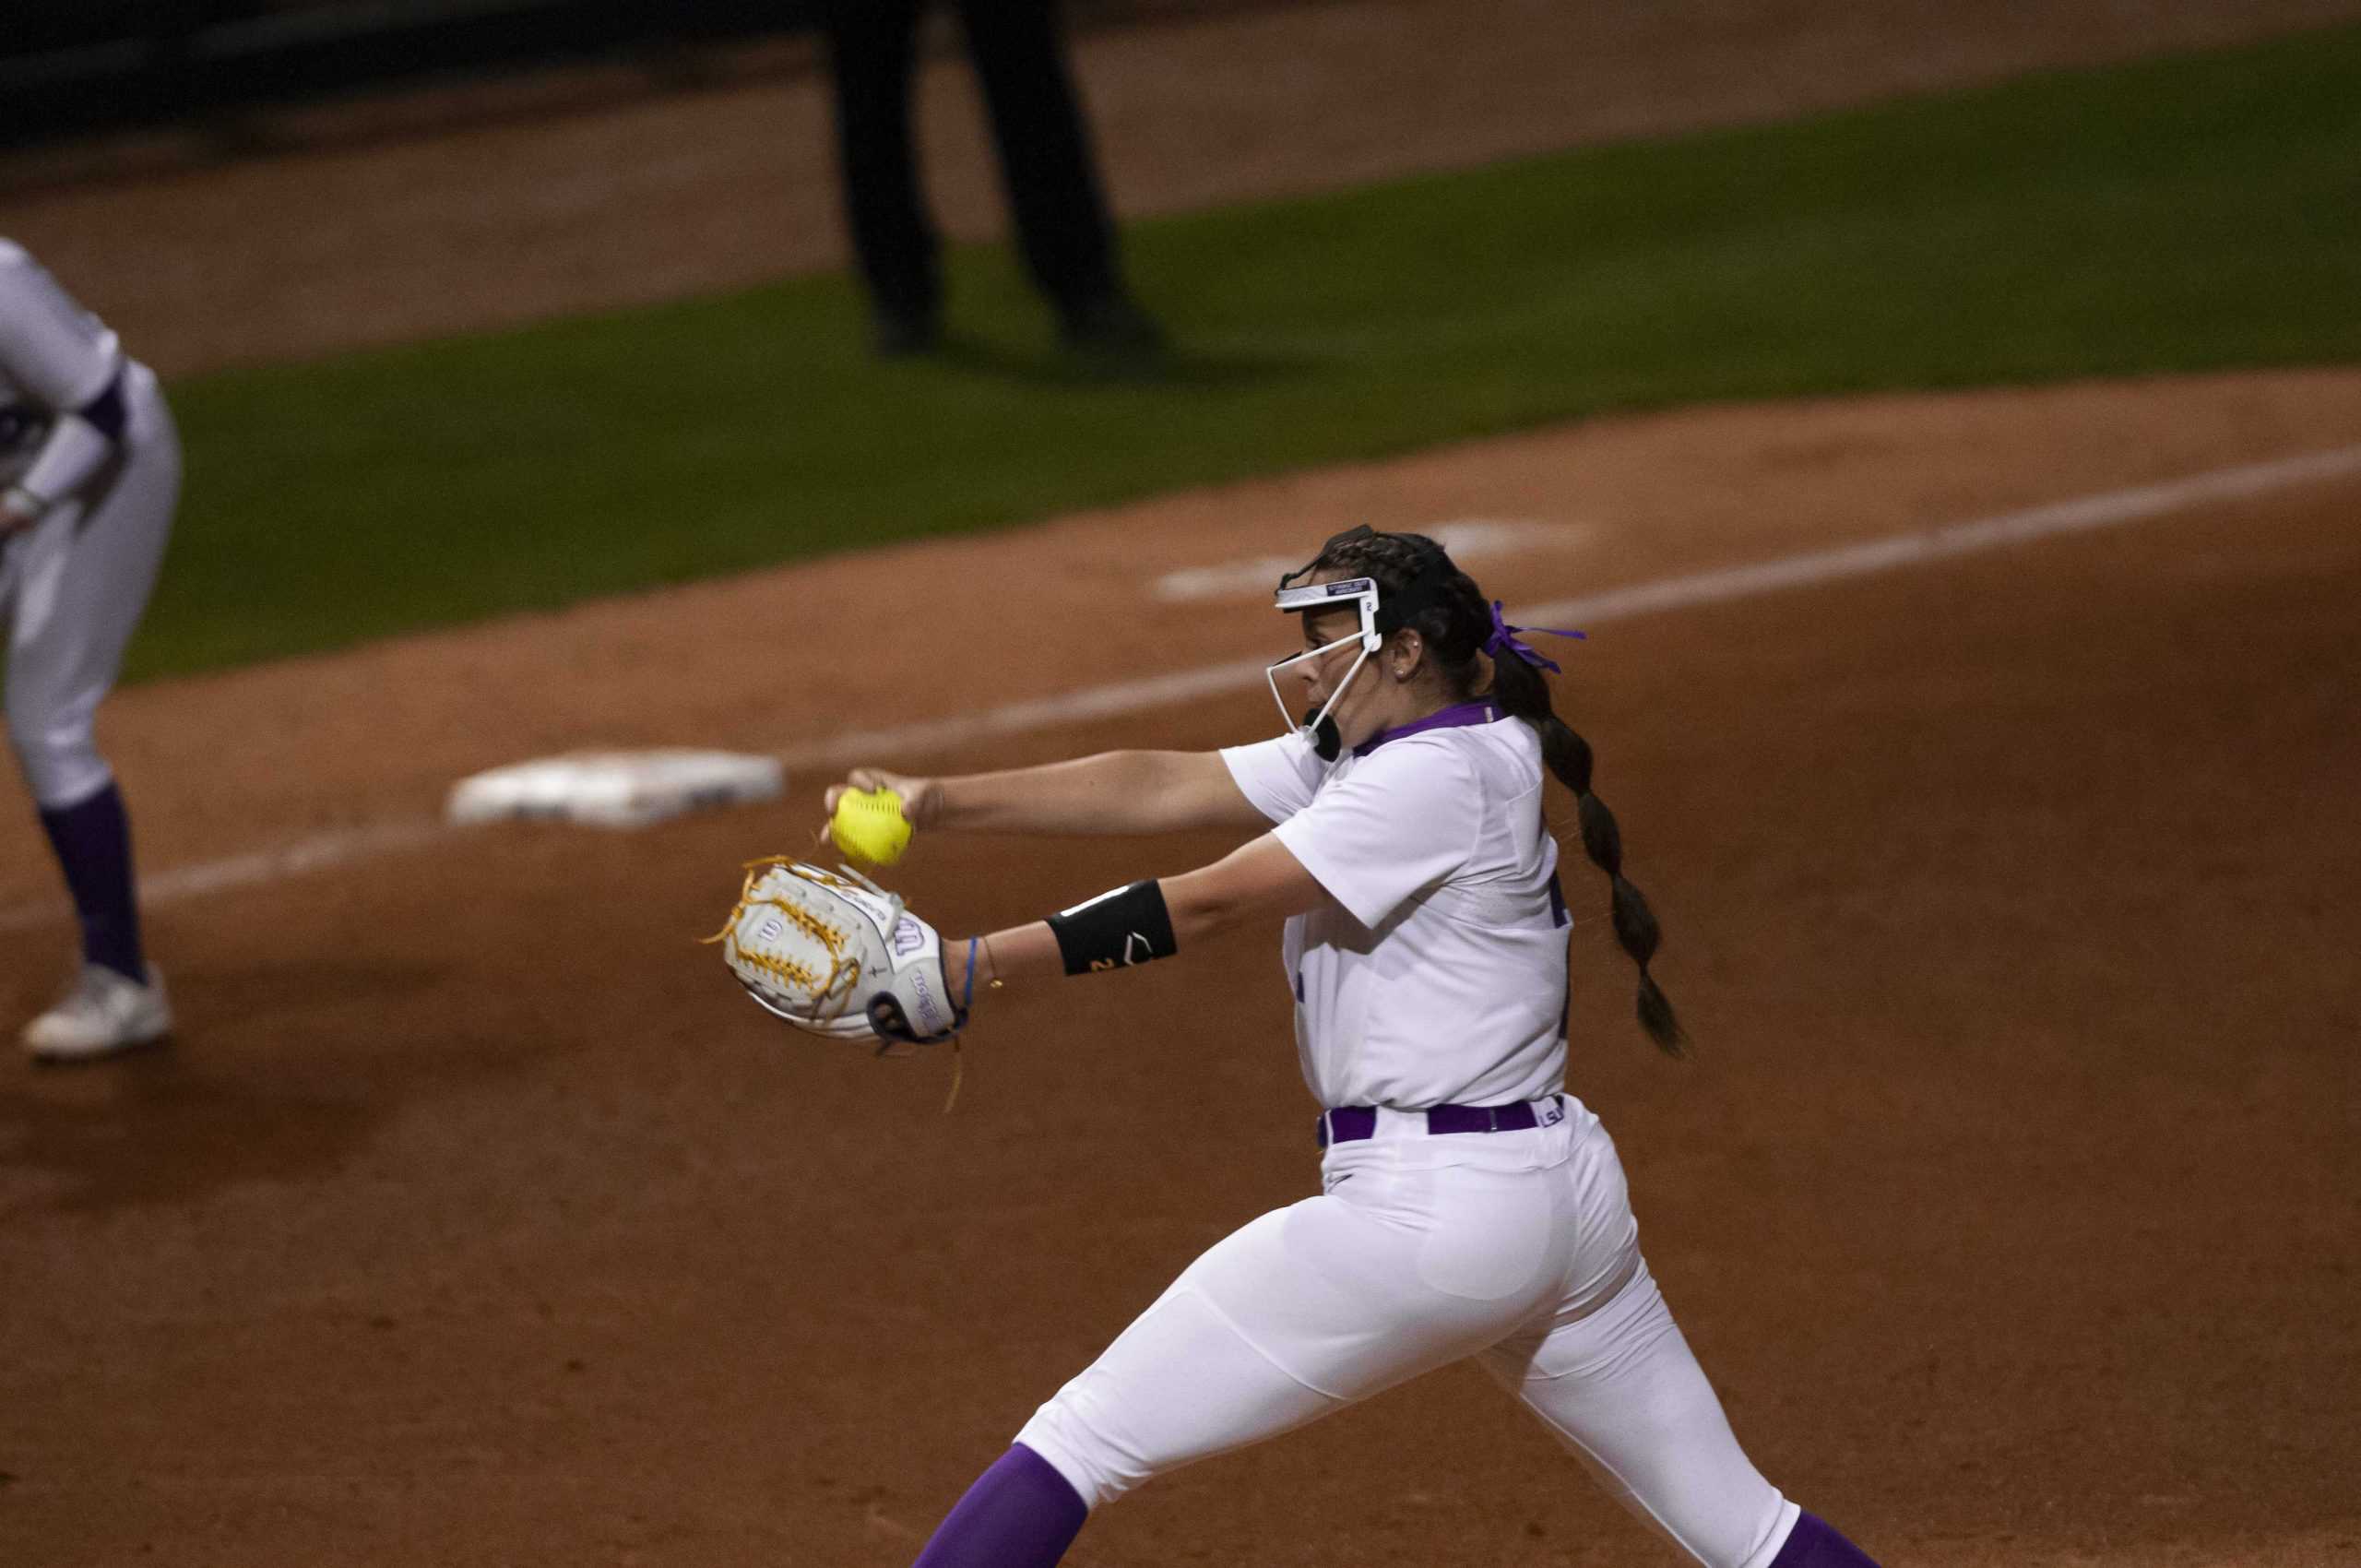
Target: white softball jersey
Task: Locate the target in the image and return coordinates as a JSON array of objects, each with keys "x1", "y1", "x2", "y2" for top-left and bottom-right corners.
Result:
[
  {"x1": 1221, "y1": 703, "x2": 1571, "y2": 1111},
  {"x1": 1, "y1": 240, "x2": 179, "y2": 810},
  {"x1": 1012, "y1": 705, "x2": 1801, "y2": 1568},
  {"x1": 0, "y1": 240, "x2": 122, "y2": 430}
]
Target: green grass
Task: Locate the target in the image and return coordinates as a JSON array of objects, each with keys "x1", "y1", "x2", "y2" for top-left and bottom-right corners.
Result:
[{"x1": 140, "y1": 23, "x2": 2361, "y2": 678}]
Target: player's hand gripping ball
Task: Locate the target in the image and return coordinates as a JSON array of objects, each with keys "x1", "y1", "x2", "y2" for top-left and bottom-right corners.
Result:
[
  {"x1": 705, "y1": 860, "x2": 964, "y2": 1049},
  {"x1": 829, "y1": 787, "x2": 913, "y2": 866}
]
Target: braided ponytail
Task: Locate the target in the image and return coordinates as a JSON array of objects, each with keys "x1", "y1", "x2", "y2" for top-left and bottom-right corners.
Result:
[
  {"x1": 1301, "y1": 527, "x2": 1686, "y2": 1055},
  {"x1": 1487, "y1": 654, "x2": 1685, "y2": 1053}
]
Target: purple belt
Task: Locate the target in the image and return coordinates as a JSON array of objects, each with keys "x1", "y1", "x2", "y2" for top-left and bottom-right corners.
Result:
[{"x1": 1317, "y1": 1095, "x2": 1563, "y2": 1148}]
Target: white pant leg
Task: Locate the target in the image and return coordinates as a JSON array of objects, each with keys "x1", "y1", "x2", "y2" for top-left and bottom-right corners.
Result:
[
  {"x1": 1479, "y1": 1256, "x2": 1796, "y2": 1568},
  {"x1": 1018, "y1": 1109, "x2": 1618, "y2": 1510},
  {"x1": 1013, "y1": 1232, "x2": 1347, "y2": 1510},
  {"x1": 4, "y1": 366, "x2": 179, "y2": 808}
]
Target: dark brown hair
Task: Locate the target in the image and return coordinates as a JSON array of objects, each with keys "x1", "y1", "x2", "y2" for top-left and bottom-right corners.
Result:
[{"x1": 1307, "y1": 529, "x2": 1685, "y2": 1053}]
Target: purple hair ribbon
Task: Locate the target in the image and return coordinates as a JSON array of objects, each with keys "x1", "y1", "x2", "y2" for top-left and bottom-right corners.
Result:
[{"x1": 1484, "y1": 600, "x2": 1584, "y2": 674}]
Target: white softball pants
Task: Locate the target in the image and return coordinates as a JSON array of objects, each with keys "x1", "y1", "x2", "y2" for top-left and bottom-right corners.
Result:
[
  {"x1": 1, "y1": 364, "x2": 179, "y2": 810},
  {"x1": 1015, "y1": 1099, "x2": 1800, "y2": 1568}
]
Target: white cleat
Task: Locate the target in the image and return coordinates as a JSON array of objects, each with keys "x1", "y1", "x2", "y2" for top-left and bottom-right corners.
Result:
[{"x1": 21, "y1": 963, "x2": 172, "y2": 1063}]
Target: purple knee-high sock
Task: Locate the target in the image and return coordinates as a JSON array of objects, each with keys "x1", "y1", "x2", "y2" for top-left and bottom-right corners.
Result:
[
  {"x1": 37, "y1": 782, "x2": 147, "y2": 982},
  {"x1": 1771, "y1": 1511, "x2": 1880, "y2": 1567},
  {"x1": 910, "y1": 1443, "x2": 1087, "y2": 1568}
]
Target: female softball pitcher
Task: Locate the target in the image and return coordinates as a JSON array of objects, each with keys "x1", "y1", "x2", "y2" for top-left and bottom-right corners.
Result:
[{"x1": 825, "y1": 528, "x2": 1880, "y2": 1567}]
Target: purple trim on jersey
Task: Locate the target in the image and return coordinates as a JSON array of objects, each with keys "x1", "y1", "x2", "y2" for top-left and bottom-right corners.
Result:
[
  {"x1": 1350, "y1": 700, "x2": 1504, "y2": 758},
  {"x1": 77, "y1": 364, "x2": 128, "y2": 442},
  {"x1": 0, "y1": 361, "x2": 120, "y2": 450}
]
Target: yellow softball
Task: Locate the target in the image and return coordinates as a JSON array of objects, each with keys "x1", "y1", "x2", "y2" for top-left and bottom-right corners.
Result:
[{"x1": 829, "y1": 787, "x2": 913, "y2": 866}]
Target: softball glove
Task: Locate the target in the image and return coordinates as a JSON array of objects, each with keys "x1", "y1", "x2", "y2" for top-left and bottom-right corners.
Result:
[{"x1": 706, "y1": 859, "x2": 964, "y2": 1049}]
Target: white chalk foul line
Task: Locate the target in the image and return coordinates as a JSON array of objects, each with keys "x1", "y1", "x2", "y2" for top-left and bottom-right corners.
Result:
[
  {"x1": 1533, "y1": 443, "x2": 2361, "y2": 625},
  {"x1": 4, "y1": 442, "x2": 2355, "y2": 932},
  {"x1": 0, "y1": 815, "x2": 445, "y2": 934},
  {"x1": 784, "y1": 443, "x2": 2361, "y2": 770}
]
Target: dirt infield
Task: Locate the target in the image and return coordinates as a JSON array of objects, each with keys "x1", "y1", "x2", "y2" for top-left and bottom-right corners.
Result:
[
  {"x1": 4, "y1": 5, "x2": 2360, "y2": 1561},
  {"x1": 2, "y1": 368, "x2": 2356, "y2": 1566}
]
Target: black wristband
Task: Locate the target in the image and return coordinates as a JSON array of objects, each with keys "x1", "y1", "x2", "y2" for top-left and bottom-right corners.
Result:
[{"x1": 1046, "y1": 880, "x2": 1178, "y2": 976}]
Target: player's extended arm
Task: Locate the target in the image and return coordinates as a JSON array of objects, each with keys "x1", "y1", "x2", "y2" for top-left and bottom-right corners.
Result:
[
  {"x1": 0, "y1": 246, "x2": 131, "y2": 535},
  {"x1": 950, "y1": 833, "x2": 1322, "y2": 996},
  {"x1": 828, "y1": 751, "x2": 1265, "y2": 837}
]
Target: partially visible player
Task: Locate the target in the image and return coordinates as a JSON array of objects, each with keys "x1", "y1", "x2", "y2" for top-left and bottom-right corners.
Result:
[
  {"x1": 821, "y1": 527, "x2": 1884, "y2": 1567},
  {"x1": 1, "y1": 239, "x2": 178, "y2": 1062}
]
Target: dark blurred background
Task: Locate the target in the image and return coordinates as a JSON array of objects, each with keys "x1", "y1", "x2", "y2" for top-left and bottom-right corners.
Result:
[{"x1": 0, "y1": 0, "x2": 1282, "y2": 148}]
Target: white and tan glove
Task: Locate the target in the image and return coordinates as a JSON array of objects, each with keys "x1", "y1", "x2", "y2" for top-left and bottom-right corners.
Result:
[{"x1": 706, "y1": 860, "x2": 964, "y2": 1049}]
